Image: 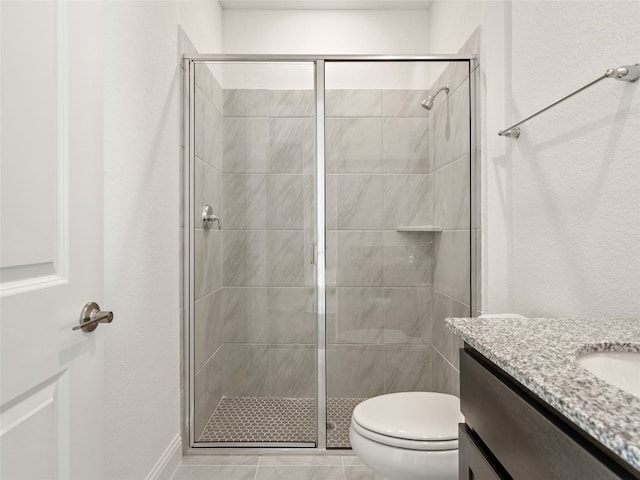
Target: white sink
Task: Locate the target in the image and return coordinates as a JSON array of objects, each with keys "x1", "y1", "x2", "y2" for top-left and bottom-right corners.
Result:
[{"x1": 576, "y1": 351, "x2": 640, "y2": 398}]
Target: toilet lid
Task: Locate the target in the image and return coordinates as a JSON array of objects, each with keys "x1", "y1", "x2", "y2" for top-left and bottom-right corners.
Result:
[{"x1": 352, "y1": 392, "x2": 463, "y2": 441}]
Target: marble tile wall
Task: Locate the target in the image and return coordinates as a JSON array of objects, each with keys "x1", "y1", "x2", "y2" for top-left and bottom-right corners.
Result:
[
  {"x1": 192, "y1": 63, "x2": 225, "y2": 439},
  {"x1": 216, "y1": 86, "x2": 438, "y2": 403},
  {"x1": 325, "y1": 88, "x2": 435, "y2": 398},
  {"x1": 220, "y1": 88, "x2": 317, "y2": 400},
  {"x1": 430, "y1": 28, "x2": 482, "y2": 398}
]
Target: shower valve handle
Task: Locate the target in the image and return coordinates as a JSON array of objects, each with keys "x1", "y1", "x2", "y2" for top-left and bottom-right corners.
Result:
[{"x1": 202, "y1": 205, "x2": 221, "y2": 230}]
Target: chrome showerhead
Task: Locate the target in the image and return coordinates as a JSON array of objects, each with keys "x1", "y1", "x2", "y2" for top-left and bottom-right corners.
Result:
[
  {"x1": 421, "y1": 84, "x2": 450, "y2": 110},
  {"x1": 421, "y1": 98, "x2": 434, "y2": 110}
]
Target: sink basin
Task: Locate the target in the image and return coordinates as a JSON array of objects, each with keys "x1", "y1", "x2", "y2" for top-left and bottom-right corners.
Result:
[{"x1": 577, "y1": 351, "x2": 640, "y2": 398}]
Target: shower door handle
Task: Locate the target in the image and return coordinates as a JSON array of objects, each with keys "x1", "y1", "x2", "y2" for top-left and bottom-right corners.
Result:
[{"x1": 72, "y1": 302, "x2": 114, "y2": 333}]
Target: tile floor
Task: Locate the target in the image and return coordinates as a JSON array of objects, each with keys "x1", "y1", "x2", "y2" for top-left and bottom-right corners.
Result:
[
  {"x1": 171, "y1": 454, "x2": 375, "y2": 480},
  {"x1": 199, "y1": 397, "x2": 315, "y2": 444},
  {"x1": 198, "y1": 397, "x2": 366, "y2": 449},
  {"x1": 326, "y1": 398, "x2": 365, "y2": 449}
]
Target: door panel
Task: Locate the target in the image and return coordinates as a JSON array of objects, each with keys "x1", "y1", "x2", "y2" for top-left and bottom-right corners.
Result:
[
  {"x1": 1, "y1": 0, "x2": 61, "y2": 290},
  {"x1": 1, "y1": 1, "x2": 105, "y2": 478},
  {"x1": 0, "y1": 373, "x2": 70, "y2": 479}
]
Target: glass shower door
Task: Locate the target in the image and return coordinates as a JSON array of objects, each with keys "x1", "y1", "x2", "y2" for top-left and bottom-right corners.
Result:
[
  {"x1": 323, "y1": 60, "x2": 473, "y2": 449},
  {"x1": 186, "y1": 56, "x2": 476, "y2": 450},
  {"x1": 190, "y1": 61, "x2": 318, "y2": 446}
]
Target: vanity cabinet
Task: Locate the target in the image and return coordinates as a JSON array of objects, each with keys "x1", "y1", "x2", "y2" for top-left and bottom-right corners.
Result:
[
  {"x1": 459, "y1": 423, "x2": 505, "y2": 480},
  {"x1": 459, "y1": 346, "x2": 640, "y2": 480}
]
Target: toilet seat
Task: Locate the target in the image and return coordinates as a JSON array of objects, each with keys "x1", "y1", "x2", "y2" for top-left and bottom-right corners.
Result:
[
  {"x1": 351, "y1": 417, "x2": 458, "y2": 451},
  {"x1": 351, "y1": 392, "x2": 463, "y2": 451}
]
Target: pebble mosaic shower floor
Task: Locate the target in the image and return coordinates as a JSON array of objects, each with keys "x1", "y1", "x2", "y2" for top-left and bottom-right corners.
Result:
[{"x1": 198, "y1": 396, "x2": 366, "y2": 448}]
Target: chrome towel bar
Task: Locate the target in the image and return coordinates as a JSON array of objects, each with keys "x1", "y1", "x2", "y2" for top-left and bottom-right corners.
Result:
[{"x1": 498, "y1": 63, "x2": 639, "y2": 138}]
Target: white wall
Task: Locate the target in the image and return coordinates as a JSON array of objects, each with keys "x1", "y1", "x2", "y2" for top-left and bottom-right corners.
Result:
[
  {"x1": 103, "y1": 1, "x2": 221, "y2": 479},
  {"x1": 430, "y1": 0, "x2": 640, "y2": 317},
  {"x1": 428, "y1": 1, "x2": 485, "y2": 55},
  {"x1": 178, "y1": 1, "x2": 223, "y2": 54},
  {"x1": 223, "y1": 9, "x2": 429, "y2": 54},
  {"x1": 507, "y1": 1, "x2": 640, "y2": 317},
  {"x1": 222, "y1": 9, "x2": 432, "y2": 89},
  {"x1": 427, "y1": 0, "x2": 486, "y2": 82}
]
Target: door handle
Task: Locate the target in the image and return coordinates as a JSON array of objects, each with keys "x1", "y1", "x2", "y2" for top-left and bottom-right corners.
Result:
[{"x1": 73, "y1": 302, "x2": 114, "y2": 332}]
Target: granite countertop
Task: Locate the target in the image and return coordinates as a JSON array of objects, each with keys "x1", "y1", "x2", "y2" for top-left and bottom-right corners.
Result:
[{"x1": 446, "y1": 316, "x2": 640, "y2": 473}]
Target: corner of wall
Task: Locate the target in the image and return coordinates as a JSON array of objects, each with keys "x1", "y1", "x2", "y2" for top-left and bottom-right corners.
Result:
[{"x1": 144, "y1": 434, "x2": 182, "y2": 480}]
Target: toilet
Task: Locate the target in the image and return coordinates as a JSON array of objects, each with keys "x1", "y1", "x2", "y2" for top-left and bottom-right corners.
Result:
[{"x1": 349, "y1": 392, "x2": 464, "y2": 480}]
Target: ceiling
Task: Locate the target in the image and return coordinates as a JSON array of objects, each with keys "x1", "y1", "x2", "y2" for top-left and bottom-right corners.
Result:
[{"x1": 220, "y1": 0, "x2": 433, "y2": 10}]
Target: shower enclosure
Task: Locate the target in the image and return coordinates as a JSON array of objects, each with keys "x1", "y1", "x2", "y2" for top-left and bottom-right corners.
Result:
[{"x1": 183, "y1": 55, "x2": 478, "y2": 451}]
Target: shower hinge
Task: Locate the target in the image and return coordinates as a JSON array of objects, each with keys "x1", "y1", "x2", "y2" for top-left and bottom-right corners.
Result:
[{"x1": 311, "y1": 244, "x2": 318, "y2": 265}]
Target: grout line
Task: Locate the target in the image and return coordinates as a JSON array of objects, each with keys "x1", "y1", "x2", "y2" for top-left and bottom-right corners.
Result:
[
  {"x1": 326, "y1": 172, "x2": 432, "y2": 176},
  {"x1": 253, "y1": 456, "x2": 260, "y2": 480},
  {"x1": 431, "y1": 288, "x2": 471, "y2": 309},
  {"x1": 193, "y1": 343, "x2": 223, "y2": 378},
  {"x1": 182, "y1": 463, "x2": 258, "y2": 467},
  {"x1": 430, "y1": 152, "x2": 471, "y2": 175},
  {"x1": 432, "y1": 344, "x2": 460, "y2": 372}
]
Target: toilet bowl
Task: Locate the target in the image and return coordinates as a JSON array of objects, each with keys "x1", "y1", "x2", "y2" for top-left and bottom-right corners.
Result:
[{"x1": 349, "y1": 392, "x2": 464, "y2": 480}]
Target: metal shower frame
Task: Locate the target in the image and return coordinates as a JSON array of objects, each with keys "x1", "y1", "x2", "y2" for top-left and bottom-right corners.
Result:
[{"x1": 182, "y1": 53, "x2": 479, "y2": 455}]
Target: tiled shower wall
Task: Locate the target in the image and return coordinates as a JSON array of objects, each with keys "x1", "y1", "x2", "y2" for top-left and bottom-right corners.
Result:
[
  {"x1": 192, "y1": 63, "x2": 225, "y2": 440},
  {"x1": 191, "y1": 78, "x2": 320, "y2": 439},
  {"x1": 325, "y1": 89, "x2": 436, "y2": 398},
  {"x1": 219, "y1": 88, "x2": 316, "y2": 402},
  {"x1": 430, "y1": 28, "x2": 482, "y2": 397}
]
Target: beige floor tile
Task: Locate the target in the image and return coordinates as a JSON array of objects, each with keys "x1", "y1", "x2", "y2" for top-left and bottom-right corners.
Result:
[
  {"x1": 171, "y1": 465, "x2": 257, "y2": 480},
  {"x1": 256, "y1": 466, "x2": 344, "y2": 480}
]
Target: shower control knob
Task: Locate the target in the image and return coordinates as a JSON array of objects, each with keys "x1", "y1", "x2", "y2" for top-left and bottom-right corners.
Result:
[{"x1": 202, "y1": 205, "x2": 221, "y2": 230}]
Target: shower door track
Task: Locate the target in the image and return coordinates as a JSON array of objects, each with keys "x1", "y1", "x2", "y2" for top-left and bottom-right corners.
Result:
[{"x1": 183, "y1": 54, "x2": 478, "y2": 455}]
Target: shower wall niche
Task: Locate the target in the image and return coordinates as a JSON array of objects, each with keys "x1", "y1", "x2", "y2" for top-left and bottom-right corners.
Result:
[{"x1": 185, "y1": 55, "x2": 478, "y2": 450}]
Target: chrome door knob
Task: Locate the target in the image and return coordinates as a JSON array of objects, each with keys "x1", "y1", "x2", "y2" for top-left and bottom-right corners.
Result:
[{"x1": 73, "y1": 302, "x2": 114, "y2": 333}]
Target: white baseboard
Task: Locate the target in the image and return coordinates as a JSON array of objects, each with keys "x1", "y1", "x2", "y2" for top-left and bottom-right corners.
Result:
[{"x1": 145, "y1": 434, "x2": 182, "y2": 480}]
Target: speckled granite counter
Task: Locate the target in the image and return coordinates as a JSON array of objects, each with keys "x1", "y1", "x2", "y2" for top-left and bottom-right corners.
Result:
[{"x1": 446, "y1": 316, "x2": 640, "y2": 473}]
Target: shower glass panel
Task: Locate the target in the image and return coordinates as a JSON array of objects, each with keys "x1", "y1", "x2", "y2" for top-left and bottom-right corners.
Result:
[
  {"x1": 324, "y1": 61, "x2": 472, "y2": 448},
  {"x1": 190, "y1": 61, "x2": 317, "y2": 446},
  {"x1": 185, "y1": 56, "x2": 476, "y2": 451}
]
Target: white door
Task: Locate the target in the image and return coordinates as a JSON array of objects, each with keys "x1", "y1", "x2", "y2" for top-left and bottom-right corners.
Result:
[{"x1": 1, "y1": 1, "x2": 105, "y2": 478}]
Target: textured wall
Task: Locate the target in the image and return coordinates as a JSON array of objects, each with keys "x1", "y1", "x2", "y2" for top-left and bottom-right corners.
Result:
[
  {"x1": 104, "y1": 3, "x2": 182, "y2": 477},
  {"x1": 506, "y1": 1, "x2": 640, "y2": 317},
  {"x1": 429, "y1": 1, "x2": 640, "y2": 318},
  {"x1": 104, "y1": 1, "x2": 221, "y2": 478}
]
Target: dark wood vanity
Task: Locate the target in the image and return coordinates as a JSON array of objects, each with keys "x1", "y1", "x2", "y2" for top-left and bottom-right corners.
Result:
[{"x1": 458, "y1": 346, "x2": 640, "y2": 480}]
